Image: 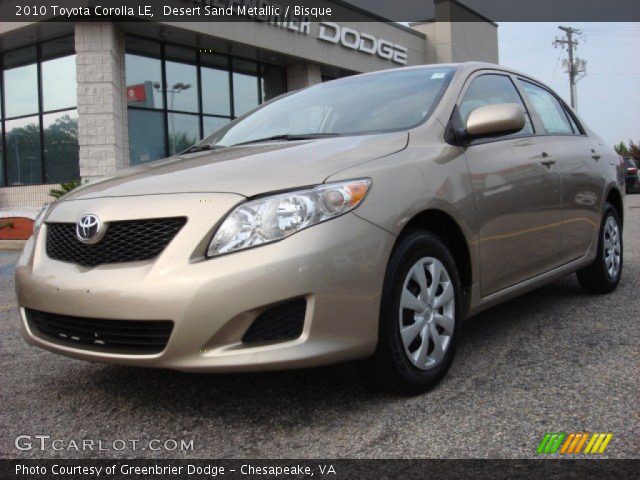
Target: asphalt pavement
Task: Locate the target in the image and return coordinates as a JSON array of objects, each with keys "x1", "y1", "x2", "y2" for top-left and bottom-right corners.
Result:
[{"x1": 1, "y1": 196, "x2": 638, "y2": 459}]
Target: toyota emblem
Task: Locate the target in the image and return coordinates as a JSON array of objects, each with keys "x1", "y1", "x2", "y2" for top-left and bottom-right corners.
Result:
[{"x1": 76, "y1": 214, "x2": 106, "y2": 244}]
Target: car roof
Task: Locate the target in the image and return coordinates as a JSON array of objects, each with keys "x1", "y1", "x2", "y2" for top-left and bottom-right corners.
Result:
[
  {"x1": 390, "y1": 62, "x2": 536, "y2": 80},
  {"x1": 349, "y1": 62, "x2": 547, "y2": 90}
]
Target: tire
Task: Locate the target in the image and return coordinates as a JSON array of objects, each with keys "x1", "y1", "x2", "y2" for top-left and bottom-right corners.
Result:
[
  {"x1": 577, "y1": 202, "x2": 623, "y2": 294},
  {"x1": 364, "y1": 231, "x2": 463, "y2": 395}
]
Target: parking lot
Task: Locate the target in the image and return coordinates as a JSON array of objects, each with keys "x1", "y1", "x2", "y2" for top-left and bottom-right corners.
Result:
[{"x1": 1, "y1": 196, "x2": 638, "y2": 459}]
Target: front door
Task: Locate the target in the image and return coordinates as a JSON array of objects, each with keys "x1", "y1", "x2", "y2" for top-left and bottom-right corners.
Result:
[{"x1": 459, "y1": 72, "x2": 563, "y2": 296}]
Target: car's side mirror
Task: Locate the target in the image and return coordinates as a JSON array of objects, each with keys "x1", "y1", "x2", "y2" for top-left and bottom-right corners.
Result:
[{"x1": 465, "y1": 103, "x2": 526, "y2": 137}]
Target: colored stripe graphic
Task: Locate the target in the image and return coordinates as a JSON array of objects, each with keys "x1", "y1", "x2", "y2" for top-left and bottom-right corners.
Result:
[
  {"x1": 584, "y1": 433, "x2": 613, "y2": 454},
  {"x1": 537, "y1": 433, "x2": 565, "y2": 454},
  {"x1": 560, "y1": 433, "x2": 588, "y2": 454},
  {"x1": 584, "y1": 434, "x2": 599, "y2": 454},
  {"x1": 573, "y1": 433, "x2": 590, "y2": 453},
  {"x1": 597, "y1": 434, "x2": 613, "y2": 453},
  {"x1": 537, "y1": 433, "x2": 552, "y2": 454},
  {"x1": 560, "y1": 433, "x2": 575, "y2": 454},
  {"x1": 539, "y1": 432, "x2": 613, "y2": 455}
]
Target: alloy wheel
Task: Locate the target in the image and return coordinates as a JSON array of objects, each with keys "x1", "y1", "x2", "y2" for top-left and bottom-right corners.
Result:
[
  {"x1": 603, "y1": 216, "x2": 621, "y2": 279},
  {"x1": 399, "y1": 257, "x2": 455, "y2": 370}
]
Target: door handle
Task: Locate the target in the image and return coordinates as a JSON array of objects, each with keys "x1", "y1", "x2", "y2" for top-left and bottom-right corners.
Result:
[
  {"x1": 540, "y1": 152, "x2": 557, "y2": 166},
  {"x1": 591, "y1": 149, "x2": 601, "y2": 161}
]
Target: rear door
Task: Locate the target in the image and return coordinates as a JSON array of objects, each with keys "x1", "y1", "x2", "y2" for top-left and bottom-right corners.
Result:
[
  {"x1": 517, "y1": 79, "x2": 604, "y2": 263},
  {"x1": 459, "y1": 72, "x2": 564, "y2": 296}
]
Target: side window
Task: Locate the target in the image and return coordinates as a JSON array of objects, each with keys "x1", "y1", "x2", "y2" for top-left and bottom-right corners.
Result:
[
  {"x1": 564, "y1": 107, "x2": 582, "y2": 134},
  {"x1": 519, "y1": 80, "x2": 574, "y2": 135},
  {"x1": 460, "y1": 74, "x2": 534, "y2": 136}
]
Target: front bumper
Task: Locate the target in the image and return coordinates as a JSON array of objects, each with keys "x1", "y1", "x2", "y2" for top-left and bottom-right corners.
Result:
[{"x1": 16, "y1": 193, "x2": 394, "y2": 371}]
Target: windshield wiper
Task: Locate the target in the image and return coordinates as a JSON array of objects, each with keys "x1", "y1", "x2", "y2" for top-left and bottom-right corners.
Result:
[
  {"x1": 182, "y1": 144, "x2": 220, "y2": 154},
  {"x1": 230, "y1": 133, "x2": 340, "y2": 147}
]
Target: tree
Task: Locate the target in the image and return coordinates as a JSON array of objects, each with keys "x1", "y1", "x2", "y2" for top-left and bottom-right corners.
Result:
[
  {"x1": 5, "y1": 121, "x2": 41, "y2": 185},
  {"x1": 43, "y1": 114, "x2": 80, "y2": 183},
  {"x1": 169, "y1": 131, "x2": 198, "y2": 155},
  {"x1": 614, "y1": 141, "x2": 630, "y2": 158},
  {"x1": 629, "y1": 141, "x2": 640, "y2": 164},
  {"x1": 49, "y1": 180, "x2": 81, "y2": 199},
  {"x1": 614, "y1": 140, "x2": 639, "y2": 167},
  {"x1": 5, "y1": 114, "x2": 79, "y2": 185}
]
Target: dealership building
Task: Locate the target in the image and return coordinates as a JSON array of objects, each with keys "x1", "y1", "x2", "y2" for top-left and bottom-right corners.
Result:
[{"x1": 0, "y1": 0, "x2": 498, "y2": 214}]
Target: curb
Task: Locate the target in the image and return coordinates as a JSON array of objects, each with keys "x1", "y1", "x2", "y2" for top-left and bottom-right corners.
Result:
[{"x1": 0, "y1": 240, "x2": 26, "y2": 250}]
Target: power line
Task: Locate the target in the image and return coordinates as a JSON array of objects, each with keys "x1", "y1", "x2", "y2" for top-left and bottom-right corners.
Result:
[
  {"x1": 587, "y1": 73, "x2": 640, "y2": 76},
  {"x1": 582, "y1": 33, "x2": 640, "y2": 37},
  {"x1": 581, "y1": 27, "x2": 640, "y2": 31},
  {"x1": 550, "y1": 56, "x2": 561, "y2": 83},
  {"x1": 553, "y1": 26, "x2": 585, "y2": 110},
  {"x1": 581, "y1": 28, "x2": 640, "y2": 31}
]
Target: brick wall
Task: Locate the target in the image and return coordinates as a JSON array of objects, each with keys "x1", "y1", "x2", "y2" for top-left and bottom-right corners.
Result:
[
  {"x1": 75, "y1": 22, "x2": 130, "y2": 181},
  {"x1": 0, "y1": 184, "x2": 55, "y2": 209},
  {"x1": 286, "y1": 64, "x2": 322, "y2": 91}
]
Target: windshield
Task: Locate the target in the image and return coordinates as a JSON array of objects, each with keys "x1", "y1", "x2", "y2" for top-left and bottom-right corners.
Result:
[{"x1": 201, "y1": 66, "x2": 455, "y2": 148}]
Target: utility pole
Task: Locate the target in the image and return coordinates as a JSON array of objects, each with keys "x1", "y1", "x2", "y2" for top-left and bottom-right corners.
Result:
[{"x1": 553, "y1": 26, "x2": 586, "y2": 110}]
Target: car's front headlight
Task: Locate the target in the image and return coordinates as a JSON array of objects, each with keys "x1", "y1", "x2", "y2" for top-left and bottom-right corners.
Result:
[{"x1": 207, "y1": 179, "x2": 371, "y2": 257}]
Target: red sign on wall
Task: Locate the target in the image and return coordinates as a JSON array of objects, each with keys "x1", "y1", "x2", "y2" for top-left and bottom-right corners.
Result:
[{"x1": 126, "y1": 84, "x2": 146, "y2": 102}]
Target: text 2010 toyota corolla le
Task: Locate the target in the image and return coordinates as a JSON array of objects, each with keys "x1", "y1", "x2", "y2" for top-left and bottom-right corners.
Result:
[{"x1": 16, "y1": 62, "x2": 624, "y2": 394}]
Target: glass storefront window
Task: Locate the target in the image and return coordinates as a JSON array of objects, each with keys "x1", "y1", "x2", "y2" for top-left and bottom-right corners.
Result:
[
  {"x1": 125, "y1": 54, "x2": 164, "y2": 109},
  {"x1": 3, "y1": 45, "x2": 37, "y2": 69},
  {"x1": 232, "y1": 58, "x2": 260, "y2": 116},
  {"x1": 202, "y1": 67, "x2": 231, "y2": 116},
  {"x1": 261, "y1": 64, "x2": 287, "y2": 102},
  {"x1": 41, "y1": 36, "x2": 74, "y2": 60},
  {"x1": 203, "y1": 116, "x2": 229, "y2": 137},
  {"x1": 233, "y1": 72, "x2": 260, "y2": 116},
  {"x1": 4, "y1": 63, "x2": 38, "y2": 118},
  {"x1": 1, "y1": 37, "x2": 79, "y2": 186},
  {"x1": 43, "y1": 110, "x2": 79, "y2": 183},
  {"x1": 124, "y1": 36, "x2": 286, "y2": 163},
  {"x1": 0, "y1": 80, "x2": 3, "y2": 186},
  {"x1": 165, "y1": 45, "x2": 196, "y2": 63},
  {"x1": 125, "y1": 36, "x2": 161, "y2": 57},
  {"x1": 165, "y1": 60, "x2": 199, "y2": 113},
  {"x1": 168, "y1": 113, "x2": 200, "y2": 155},
  {"x1": 233, "y1": 58, "x2": 258, "y2": 75},
  {"x1": 128, "y1": 109, "x2": 166, "y2": 166},
  {"x1": 41, "y1": 55, "x2": 77, "y2": 111},
  {"x1": 5, "y1": 116, "x2": 42, "y2": 186},
  {"x1": 0, "y1": 125, "x2": 4, "y2": 187},
  {"x1": 1, "y1": 35, "x2": 287, "y2": 186}
]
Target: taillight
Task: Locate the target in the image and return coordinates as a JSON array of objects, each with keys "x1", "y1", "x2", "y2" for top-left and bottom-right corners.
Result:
[{"x1": 629, "y1": 167, "x2": 638, "y2": 174}]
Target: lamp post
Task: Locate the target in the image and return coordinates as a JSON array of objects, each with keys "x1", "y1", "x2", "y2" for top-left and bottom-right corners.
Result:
[
  {"x1": 153, "y1": 82, "x2": 192, "y2": 110},
  {"x1": 153, "y1": 82, "x2": 192, "y2": 153}
]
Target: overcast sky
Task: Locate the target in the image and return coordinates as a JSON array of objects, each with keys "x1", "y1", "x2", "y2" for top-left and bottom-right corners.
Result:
[{"x1": 498, "y1": 22, "x2": 640, "y2": 147}]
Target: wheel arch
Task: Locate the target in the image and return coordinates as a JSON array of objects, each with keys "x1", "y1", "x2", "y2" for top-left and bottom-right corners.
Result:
[
  {"x1": 395, "y1": 209, "x2": 473, "y2": 295},
  {"x1": 605, "y1": 186, "x2": 624, "y2": 228}
]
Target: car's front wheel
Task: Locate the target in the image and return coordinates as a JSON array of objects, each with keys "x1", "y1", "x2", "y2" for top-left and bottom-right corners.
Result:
[
  {"x1": 364, "y1": 231, "x2": 462, "y2": 395},
  {"x1": 577, "y1": 202, "x2": 623, "y2": 294}
]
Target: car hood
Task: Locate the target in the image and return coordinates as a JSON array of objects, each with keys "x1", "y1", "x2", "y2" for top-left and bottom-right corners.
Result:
[{"x1": 63, "y1": 133, "x2": 408, "y2": 201}]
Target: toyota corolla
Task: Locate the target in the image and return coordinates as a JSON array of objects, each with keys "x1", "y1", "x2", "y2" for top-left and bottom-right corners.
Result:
[{"x1": 16, "y1": 62, "x2": 624, "y2": 394}]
